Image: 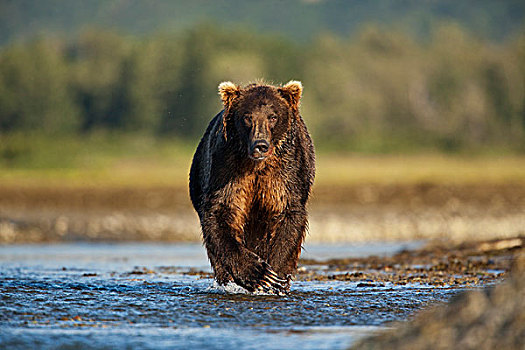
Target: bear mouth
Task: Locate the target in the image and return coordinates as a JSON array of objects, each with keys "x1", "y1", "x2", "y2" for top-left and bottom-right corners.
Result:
[
  {"x1": 248, "y1": 145, "x2": 273, "y2": 161},
  {"x1": 249, "y1": 152, "x2": 268, "y2": 161}
]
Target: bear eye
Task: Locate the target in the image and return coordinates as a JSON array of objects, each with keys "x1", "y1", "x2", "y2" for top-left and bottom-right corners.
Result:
[
  {"x1": 268, "y1": 115, "x2": 278, "y2": 123},
  {"x1": 243, "y1": 114, "x2": 251, "y2": 125}
]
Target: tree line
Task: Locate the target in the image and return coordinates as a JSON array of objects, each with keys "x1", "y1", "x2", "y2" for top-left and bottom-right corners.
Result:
[{"x1": 1, "y1": 23, "x2": 524, "y2": 152}]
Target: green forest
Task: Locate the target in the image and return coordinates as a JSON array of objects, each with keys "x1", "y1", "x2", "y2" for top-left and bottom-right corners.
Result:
[
  {"x1": 1, "y1": 23, "x2": 525, "y2": 168},
  {"x1": 2, "y1": 0, "x2": 524, "y2": 44}
]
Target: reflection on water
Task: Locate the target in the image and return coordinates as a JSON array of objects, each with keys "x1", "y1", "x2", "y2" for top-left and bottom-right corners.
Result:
[
  {"x1": 1, "y1": 243, "x2": 457, "y2": 350},
  {"x1": 0, "y1": 243, "x2": 210, "y2": 270},
  {"x1": 0, "y1": 241, "x2": 423, "y2": 268}
]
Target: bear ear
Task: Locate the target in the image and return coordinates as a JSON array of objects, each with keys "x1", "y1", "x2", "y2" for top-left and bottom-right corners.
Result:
[
  {"x1": 218, "y1": 81, "x2": 240, "y2": 107},
  {"x1": 278, "y1": 80, "x2": 303, "y2": 110}
]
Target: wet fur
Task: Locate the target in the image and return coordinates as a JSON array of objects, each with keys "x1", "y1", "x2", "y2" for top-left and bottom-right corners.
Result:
[{"x1": 189, "y1": 81, "x2": 315, "y2": 294}]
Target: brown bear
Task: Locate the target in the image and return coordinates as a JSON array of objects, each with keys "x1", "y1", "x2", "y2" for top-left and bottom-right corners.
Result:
[{"x1": 189, "y1": 81, "x2": 315, "y2": 294}]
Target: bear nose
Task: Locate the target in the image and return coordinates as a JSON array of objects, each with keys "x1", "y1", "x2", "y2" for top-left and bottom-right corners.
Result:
[{"x1": 252, "y1": 140, "x2": 269, "y2": 154}]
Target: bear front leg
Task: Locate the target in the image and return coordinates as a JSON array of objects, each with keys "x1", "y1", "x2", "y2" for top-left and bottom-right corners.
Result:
[
  {"x1": 201, "y1": 201, "x2": 289, "y2": 294},
  {"x1": 267, "y1": 207, "x2": 308, "y2": 287}
]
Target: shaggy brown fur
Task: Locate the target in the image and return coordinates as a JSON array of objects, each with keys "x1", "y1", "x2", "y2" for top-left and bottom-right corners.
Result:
[{"x1": 189, "y1": 81, "x2": 315, "y2": 294}]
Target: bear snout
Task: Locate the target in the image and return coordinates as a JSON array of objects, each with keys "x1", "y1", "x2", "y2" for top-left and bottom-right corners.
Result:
[{"x1": 249, "y1": 139, "x2": 271, "y2": 160}]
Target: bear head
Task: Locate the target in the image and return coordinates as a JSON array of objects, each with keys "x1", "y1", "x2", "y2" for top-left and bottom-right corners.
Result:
[{"x1": 218, "y1": 80, "x2": 303, "y2": 161}]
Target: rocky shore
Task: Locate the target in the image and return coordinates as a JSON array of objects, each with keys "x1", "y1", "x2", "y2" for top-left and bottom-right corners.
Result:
[
  {"x1": 1, "y1": 183, "x2": 524, "y2": 244},
  {"x1": 352, "y1": 251, "x2": 524, "y2": 349}
]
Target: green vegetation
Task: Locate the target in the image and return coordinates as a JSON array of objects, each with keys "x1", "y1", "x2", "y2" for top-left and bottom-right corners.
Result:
[
  {"x1": 0, "y1": 132, "x2": 194, "y2": 187},
  {"x1": 316, "y1": 155, "x2": 525, "y2": 185},
  {"x1": 1, "y1": 133, "x2": 524, "y2": 188},
  {"x1": 2, "y1": 0, "x2": 524, "y2": 45},
  {"x1": 1, "y1": 23, "x2": 525, "y2": 164}
]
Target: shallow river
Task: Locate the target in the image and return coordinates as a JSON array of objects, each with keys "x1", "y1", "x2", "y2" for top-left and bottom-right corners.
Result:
[{"x1": 0, "y1": 242, "x2": 464, "y2": 349}]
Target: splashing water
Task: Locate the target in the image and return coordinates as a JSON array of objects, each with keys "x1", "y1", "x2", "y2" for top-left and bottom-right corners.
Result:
[{"x1": 0, "y1": 242, "x2": 465, "y2": 350}]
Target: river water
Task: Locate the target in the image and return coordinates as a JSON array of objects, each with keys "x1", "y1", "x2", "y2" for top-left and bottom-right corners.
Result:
[{"x1": 0, "y1": 242, "x2": 463, "y2": 349}]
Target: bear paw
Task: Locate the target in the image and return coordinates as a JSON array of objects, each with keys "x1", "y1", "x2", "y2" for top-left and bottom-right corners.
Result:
[{"x1": 230, "y1": 251, "x2": 289, "y2": 295}]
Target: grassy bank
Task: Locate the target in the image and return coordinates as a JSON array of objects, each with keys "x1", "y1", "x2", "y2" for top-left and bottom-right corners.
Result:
[
  {"x1": 0, "y1": 133, "x2": 194, "y2": 187},
  {"x1": 316, "y1": 154, "x2": 525, "y2": 185},
  {"x1": 1, "y1": 134, "x2": 524, "y2": 188},
  {"x1": 2, "y1": 154, "x2": 524, "y2": 189}
]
